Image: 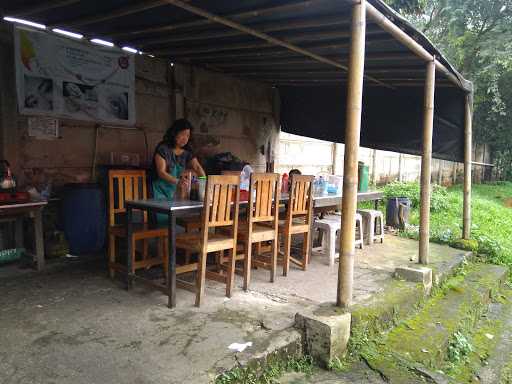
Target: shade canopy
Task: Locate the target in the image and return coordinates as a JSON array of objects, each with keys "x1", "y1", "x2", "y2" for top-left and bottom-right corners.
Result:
[{"x1": 1, "y1": 0, "x2": 471, "y2": 161}]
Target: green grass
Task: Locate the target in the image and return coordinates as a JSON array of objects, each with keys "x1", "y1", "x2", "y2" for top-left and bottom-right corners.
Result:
[
  {"x1": 371, "y1": 181, "x2": 512, "y2": 267},
  {"x1": 214, "y1": 356, "x2": 314, "y2": 384}
]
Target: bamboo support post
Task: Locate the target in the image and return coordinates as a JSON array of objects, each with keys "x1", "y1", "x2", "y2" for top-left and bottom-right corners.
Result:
[
  {"x1": 419, "y1": 60, "x2": 436, "y2": 265},
  {"x1": 463, "y1": 93, "x2": 473, "y2": 239},
  {"x1": 337, "y1": 0, "x2": 366, "y2": 308}
]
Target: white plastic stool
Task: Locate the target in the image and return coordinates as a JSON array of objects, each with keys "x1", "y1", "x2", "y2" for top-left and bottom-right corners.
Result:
[
  {"x1": 357, "y1": 209, "x2": 384, "y2": 244},
  {"x1": 313, "y1": 213, "x2": 364, "y2": 266}
]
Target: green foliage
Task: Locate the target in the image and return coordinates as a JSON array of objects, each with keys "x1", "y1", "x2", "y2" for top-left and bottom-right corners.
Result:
[
  {"x1": 383, "y1": 181, "x2": 449, "y2": 212},
  {"x1": 385, "y1": 0, "x2": 512, "y2": 180},
  {"x1": 449, "y1": 238, "x2": 479, "y2": 252},
  {"x1": 327, "y1": 356, "x2": 350, "y2": 373},
  {"x1": 399, "y1": 182, "x2": 512, "y2": 266},
  {"x1": 214, "y1": 356, "x2": 314, "y2": 384},
  {"x1": 447, "y1": 331, "x2": 473, "y2": 364}
]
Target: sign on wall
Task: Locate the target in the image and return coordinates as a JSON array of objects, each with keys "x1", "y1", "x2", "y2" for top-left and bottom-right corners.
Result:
[{"x1": 14, "y1": 27, "x2": 135, "y2": 125}]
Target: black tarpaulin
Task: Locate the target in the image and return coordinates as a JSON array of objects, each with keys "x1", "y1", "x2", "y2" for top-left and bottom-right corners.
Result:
[{"x1": 279, "y1": 85, "x2": 466, "y2": 162}]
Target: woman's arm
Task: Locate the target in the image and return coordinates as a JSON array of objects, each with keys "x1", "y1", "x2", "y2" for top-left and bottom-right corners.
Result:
[
  {"x1": 189, "y1": 157, "x2": 206, "y2": 177},
  {"x1": 155, "y1": 154, "x2": 179, "y2": 184}
]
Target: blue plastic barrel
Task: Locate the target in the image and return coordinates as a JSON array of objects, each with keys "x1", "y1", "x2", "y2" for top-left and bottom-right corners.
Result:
[
  {"x1": 61, "y1": 183, "x2": 106, "y2": 255},
  {"x1": 386, "y1": 197, "x2": 411, "y2": 228}
]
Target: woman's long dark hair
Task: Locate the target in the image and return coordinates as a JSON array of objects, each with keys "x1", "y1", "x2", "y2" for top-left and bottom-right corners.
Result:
[{"x1": 163, "y1": 118, "x2": 194, "y2": 150}]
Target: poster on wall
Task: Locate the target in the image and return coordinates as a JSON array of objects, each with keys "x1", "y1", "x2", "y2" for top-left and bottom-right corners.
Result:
[{"x1": 14, "y1": 27, "x2": 135, "y2": 125}]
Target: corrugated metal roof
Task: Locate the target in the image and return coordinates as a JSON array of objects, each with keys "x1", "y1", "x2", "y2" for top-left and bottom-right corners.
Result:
[{"x1": 0, "y1": 0, "x2": 471, "y2": 91}]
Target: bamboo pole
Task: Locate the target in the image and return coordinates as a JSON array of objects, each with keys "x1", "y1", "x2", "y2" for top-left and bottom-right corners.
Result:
[
  {"x1": 337, "y1": 0, "x2": 366, "y2": 308},
  {"x1": 463, "y1": 93, "x2": 473, "y2": 239},
  {"x1": 108, "y1": 0, "x2": 343, "y2": 39},
  {"x1": 371, "y1": 149, "x2": 377, "y2": 186},
  {"x1": 365, "y1": 2, "x2": 469, "y2": 92},
  {"x1": 140, "y1": 17, "x2": 355, "y2": 46},
  {"x1": 161, "y1": 0, "x2": 390, "y2": 88},
  {"x1": 208, "y1": 53, "x2": 419, "y2": 68},
  {"x1": 419, "y1": 60, "x2": 436, "y2": 265}
]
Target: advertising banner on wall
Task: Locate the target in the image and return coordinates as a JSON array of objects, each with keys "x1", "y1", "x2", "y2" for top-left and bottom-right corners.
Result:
[{"x1": 14, "y1": 27, "x2": 135, "y2": 125}]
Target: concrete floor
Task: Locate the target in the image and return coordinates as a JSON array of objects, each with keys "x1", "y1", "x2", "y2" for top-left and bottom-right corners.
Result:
[{"x1": 0, "y1": 236, "x2": 464, "y2": 384}]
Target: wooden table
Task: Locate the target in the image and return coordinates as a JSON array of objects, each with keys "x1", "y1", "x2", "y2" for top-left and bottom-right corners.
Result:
[
  {"x1": 125, "y1": 191, "x2": 383, "y2": 308},
  {"x1": 0, "y1": 201, "x2": 47, "y2": 271}
]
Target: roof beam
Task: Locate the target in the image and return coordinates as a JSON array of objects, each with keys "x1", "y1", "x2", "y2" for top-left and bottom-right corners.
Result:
[
  {"x1": 133, "y1": 15, "x2": 353, "y2": 47},
  {"x1": 160, "y1": 0, "x2": 396, "y2": 88},
  {"x1": 152, "y1": 31, "x2": 392, "y2": 55},
  {"x1": 145, "y1": 27, "x2": 386, "y2": 51},
  {"x1": 50, "y1": 0, "x2": 170, "y2": 28},
  {"x1": 2, "y1": 0, "x2": 79, "y2": 17},
  {"x1": 162, "y1": 38, "x2": 396, "y2": 63},
  {"x1": 108, "y1": 0, "x2": 347, "y2": 39},
  {"x1": 204, "y1": 53, "x2": 420, "y2": 68},
  {"x1": 229, "y1": 68, "x2": 427, "y2": 77}
]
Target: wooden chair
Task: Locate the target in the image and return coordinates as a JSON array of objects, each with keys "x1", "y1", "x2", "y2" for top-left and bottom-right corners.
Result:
[
  {"x1": 235, "y1": 173, "x2": 280, "y2": 290},
  {"x1": 108, "y1": 170, "x2": 168, "y2": 278},
  {"x1": 175, "y1": 175, "x2": 240, "y2": 307},
  {"x1": 280, "y1": 175, "x2": 314, "y2": 276}
]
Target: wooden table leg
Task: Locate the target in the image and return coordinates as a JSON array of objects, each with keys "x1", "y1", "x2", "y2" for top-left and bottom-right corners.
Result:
[
  {"x1": 126, "y1": 206, "x2": 133, "y2": 289},
  {"x1": 33, "y1": 208, "x2": 45, "y2": 271},
  {"x1": 167, "y1": 211, "x2": 176, "y2": 308}
]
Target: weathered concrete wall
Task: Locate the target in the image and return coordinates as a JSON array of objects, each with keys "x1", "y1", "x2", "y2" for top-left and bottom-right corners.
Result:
[
  {"x1": 177, "y1": 65, "x2": 279, "y2": 173},
  {"x1": 0, "y1": 23, "x2": 278, "y2": 189}
]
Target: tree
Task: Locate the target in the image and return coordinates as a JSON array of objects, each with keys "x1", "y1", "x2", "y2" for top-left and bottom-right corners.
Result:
[{"x1": 385, "y1": 0, "x2": 512, "y2": 179}]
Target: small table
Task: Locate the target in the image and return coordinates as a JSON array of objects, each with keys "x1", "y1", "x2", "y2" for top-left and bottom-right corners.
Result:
[
  {"x1": 0, "y1": 201, "x2": 47, "y2": 271},
  {"x1": 125, "y1": 191, "x2": 383, "y2": 308}
]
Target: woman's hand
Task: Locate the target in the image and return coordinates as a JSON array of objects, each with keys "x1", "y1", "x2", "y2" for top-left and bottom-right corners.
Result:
[{"x1": 178, "y1": 174, "x2": 190, "y2": 189}]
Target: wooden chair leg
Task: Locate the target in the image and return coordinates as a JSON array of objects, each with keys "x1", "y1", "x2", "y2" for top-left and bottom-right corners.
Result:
[
  {"x1": 271, "y1": 237, "x2": 278, "y2": 283},
  {"x1": 283, "y1": 233, "x2": 291, "y2": 276},
  {"x1": 303, "y1": 232, "x2": 310, "y2": 270},
  {"x1": 256, "y1": 242, "x2": 262, "y2": 257},
  {"x1": 108, "y1": 234, "x2": 116, "y2": 278},
  {"x1": 226, "y1": 248, "x2": 236, "y2": 298},
  {"x1": 195, "y1": 250, "x2": 208, "y2": 307},
  {"x1": 243, "y1": 240, "x2": 252, "y2": 291},
  {"x1": 213, "y1": 251, "x2": 224, "y2": 272},
  {"x1": 185, "y1": 250, "x2": 191, "y2": 265}
]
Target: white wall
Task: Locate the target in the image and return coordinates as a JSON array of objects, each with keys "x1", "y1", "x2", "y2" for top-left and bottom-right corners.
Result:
[{"x1": 277, "y1": 132, "x2": 487, "y2": 185}]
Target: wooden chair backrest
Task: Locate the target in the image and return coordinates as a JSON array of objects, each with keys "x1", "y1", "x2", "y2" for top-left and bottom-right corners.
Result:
[
  {"x1": 248, "y1": 173, "x2": 280, "y2": 225},
  {"x1": 287, "y1": 174, "x2": 314, "y2": 222},
  {"x1": 202, "y1": 175, "x2": 241, "y2": 229},
  {"x1": 108, "y1": 169, "x2": 147, "y2": 226},
  {"x1": 221, "y1": 170, "x2": 242, "y2": 176}
]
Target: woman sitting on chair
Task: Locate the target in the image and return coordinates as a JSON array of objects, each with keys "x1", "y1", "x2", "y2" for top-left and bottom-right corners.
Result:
[{"x1": 152, "y1": 119, "x2": 205, "y2": 211}]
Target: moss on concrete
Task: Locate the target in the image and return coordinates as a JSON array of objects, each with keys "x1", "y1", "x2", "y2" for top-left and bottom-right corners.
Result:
[
  {"x1": 450, "y1": 238, "x2": 479, "y2": 253},
  {"x1": 342, "y1": 263, "x2": 508, "y2": 383}
]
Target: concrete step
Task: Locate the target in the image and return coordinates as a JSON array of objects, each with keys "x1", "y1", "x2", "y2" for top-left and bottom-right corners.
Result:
[
  {"x1": 361, "y1": 263, "x2": 509, "y2": 383},
  {"x1": 349, "y1": 251, "x2": 470, "y2": 350},
  {"x1": 473, "y1": 287, "x2": 512, "y2": 384}
]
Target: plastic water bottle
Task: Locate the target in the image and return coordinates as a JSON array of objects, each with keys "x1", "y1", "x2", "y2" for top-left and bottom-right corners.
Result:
[
  {"x1": 313, "y1": 177, "x2": 319, "y2": 196},
  {"x1": 240, "y1": 164, "x2": 253, "y2": 191},
  {"x1": 319, "y1": 176, "x2": 326, "y2": 196}
]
